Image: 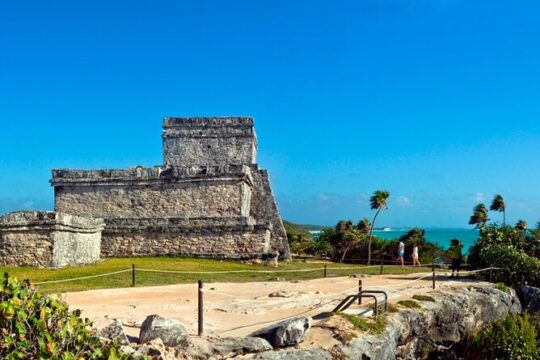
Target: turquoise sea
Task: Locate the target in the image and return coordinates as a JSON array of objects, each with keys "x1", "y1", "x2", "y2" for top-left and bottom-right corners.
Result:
[{"x1": 372, "y1": 228, "x2": 479, "y2": 253}]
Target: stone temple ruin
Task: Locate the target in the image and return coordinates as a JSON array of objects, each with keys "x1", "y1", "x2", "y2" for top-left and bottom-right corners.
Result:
[{"x1": 0, "y1": 117, "x2": 290, "y2": 267}]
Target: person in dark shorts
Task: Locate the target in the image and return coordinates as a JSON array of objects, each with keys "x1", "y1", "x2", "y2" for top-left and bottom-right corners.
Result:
[{"x1": 450, "y1": 239, "x2": 463, "y2": 278}]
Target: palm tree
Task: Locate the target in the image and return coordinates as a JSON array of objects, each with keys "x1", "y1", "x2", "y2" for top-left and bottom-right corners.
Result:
[
  {"x1": 490, "y1": 194, "x2": 506, "y2": 225},
  {"x1": 356, "y1": 218, "x2": 371, "y2": 234},
  {"x1": 469, "y1": 203, "x2": 489, "y2": 229},
  {"x1": 331, "y1": 220, "x2": 357, "y2": 262},
  {"x1": 516, "y1": 219, "x2": 528, "y2": 231},
  {"x1": 367, "y1": 190, "x2": 390, "y2": 265}
]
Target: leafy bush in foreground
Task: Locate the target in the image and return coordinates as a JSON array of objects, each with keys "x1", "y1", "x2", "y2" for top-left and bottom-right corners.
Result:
[
  {"x1": 0, "y1": 273, "x2": 132, "y2": 359},
  {"x1": 471, "y1": 313, "x2": 539, "y2": 360}
]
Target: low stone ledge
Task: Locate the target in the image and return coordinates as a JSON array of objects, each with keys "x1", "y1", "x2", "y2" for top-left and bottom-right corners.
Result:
[
  {"x1": 102, "y1": 216, "x2": 271, "y2": 234},
  {"x1": 50, "y1": 165, "x2": 253, "y2": 186},
  {"x1": 0, "y1": 211, "x2": 105, "y2": 231},
  {"x1": 0, "y1": 211, "x2": 103, "y2": 268}
]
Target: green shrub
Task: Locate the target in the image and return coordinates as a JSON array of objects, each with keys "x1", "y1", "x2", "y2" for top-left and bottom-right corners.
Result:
[
  {"x1": 472, "y1": 313, "x2": 540, "y2": 360},
  {"x1": 0, "y1": 273, "x2": 133, "y2": 359},
  {"x1": 477, "y1": 245, "x2": 540, "y2": 288},
  {"x1": 529, "y1": 312, "x2": 540, "y2": 342},
  {"x1": 494, "y1": 283, "x2": 510, "y2": 293}
]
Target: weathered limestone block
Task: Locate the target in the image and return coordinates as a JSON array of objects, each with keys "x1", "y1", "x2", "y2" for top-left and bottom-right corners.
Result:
[
  {"x1": 139, "y1": 315, "x2": 188, "y2": 347},
  {"x1": 162, "y1": 117, "x2": 257, "y2": 167},
  {"x1": 99, "y1": 319, "x2": 129, "y2": 345},
  {"x1": 250, "y1": 317, "x2": 312, "y2": 348},
  {"x1": 0, "y1": 211, "x2": 104, "y2": 268}
]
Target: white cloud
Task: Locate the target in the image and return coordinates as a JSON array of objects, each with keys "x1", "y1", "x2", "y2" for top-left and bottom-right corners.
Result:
[
  {"x1": 395, "y1": 195, "x2": 413, "y2": 207},
  {"x1": 474, "y1": 192, "x2": 489, "y2": 202}
]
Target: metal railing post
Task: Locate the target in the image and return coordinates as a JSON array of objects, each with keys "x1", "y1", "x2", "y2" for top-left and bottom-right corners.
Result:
[
  {"x1": 324, "y1": 264, "x2": 327, "y2": 278},
  {"x1": 432, "y1": 264, "x2": 436, "y2": 289},
  {"x1": 131, "y1": 264, "x2": 136, "y2": 287},
  {"x1": 198, "y1": 280, "x2": 204, "y2": 336},
  {"x1": 358, "y1": 280, "x2": 362, "y2": 304},
  {"x1": 380, "y1": 262, "x2": 384, "y2": 275},
  {"x1": 489, "y1": 268, "x2": 493, "y2": 282}
]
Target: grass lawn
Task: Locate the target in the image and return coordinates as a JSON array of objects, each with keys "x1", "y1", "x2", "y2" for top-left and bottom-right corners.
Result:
[{"x1": 0, "y1": 257, "x2": 432, "y2": 293}]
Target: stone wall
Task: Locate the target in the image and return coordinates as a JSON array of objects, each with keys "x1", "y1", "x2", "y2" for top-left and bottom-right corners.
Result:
[
  {"x1": 53, "y1": 166, "x2": 253, "y2": 219},
  {"x1": 101, "y1": 216, "x2": 271, "y2": 259},
  {"x1": 250, "y1": 167, "x2": 290, "y2": 259},
  {"x1": 163, "y1": 117, "x2": 257, "y2": 167},
  {"x1": 0, "y1": 211, "x2": 104, "y2": 268}
]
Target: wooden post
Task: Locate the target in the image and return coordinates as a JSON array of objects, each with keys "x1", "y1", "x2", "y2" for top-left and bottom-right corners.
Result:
[
  {"x1": 131, "y1": 264, "x2": 136, "y2": 287},
  {"x1": 358, "y1": 280, "x2": 362, "y2": 305},
  {"x1": 324, "y1": 264, "x2": 327, "y2": 278},
  {"x1": 380, "y1": 262, "x2": 384, "y2": 275},
  {"x1": 198, "y1": 280, "x2": 204, "y2": 336},
  {"x1": 432, "y1": 263, "x2": 436, "y2": 289}
]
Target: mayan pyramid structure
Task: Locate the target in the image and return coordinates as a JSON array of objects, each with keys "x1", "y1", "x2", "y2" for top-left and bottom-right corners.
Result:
[{"x1": 50, "y1": 117, "x2": 291, "y2": 260}]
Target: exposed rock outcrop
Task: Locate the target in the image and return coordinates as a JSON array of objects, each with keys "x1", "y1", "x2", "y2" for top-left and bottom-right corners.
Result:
[
  {"x1": 336, "y1": 286, "x2": 521, "y2": 359},
  {"x1": 254, "y1": 348, "x2": 333, "y2": 359},
  {"x1": 518, "y1": 286, "x2": 540, "y2": 313},
  {"x1": 250, "y1": 317, "x2": 312, "y2": 348},
  {"x1": 99, "y1": 319, "x2": 129, "y2": 345},
  {"x1": 139, "y1": 314, "x2": 188, "y2": 347}
]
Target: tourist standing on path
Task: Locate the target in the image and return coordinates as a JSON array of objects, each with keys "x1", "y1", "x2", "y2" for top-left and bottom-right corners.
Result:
[
  {"x1": 450, "y1": 239, "x2": 463, "y2": 278},
  {"x1": 398, "y1": 240, "x2": 405, "y2": 267},
  {"x1": 412, "y1": 243, "x2": 421, "y2": 267}
]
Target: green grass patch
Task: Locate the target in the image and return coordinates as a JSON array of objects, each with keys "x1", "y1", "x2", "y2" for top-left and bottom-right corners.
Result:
[
  {"x1": 412, "y1": 294, "x2": 435, "y2": 302},
  {"x1": 369, "y1": 302, "x2": 399, "y2": 314},
  {"x1": 397, "y1": 299, "x2": 421, "y2": 309},
  {"x1": 337, "y1": 313, "x2": 388, "y2": 334},
  {"x1": 494, "y1": 283, "x2": 510, "y2": 293},
  {"x1": 0, "y1": 257, "x2": 433, "y2": 293}
]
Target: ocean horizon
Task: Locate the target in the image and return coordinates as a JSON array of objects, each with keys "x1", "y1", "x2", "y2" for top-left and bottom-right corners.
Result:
[
  {"x1": 309, "y1": 227, "x2": 479, "y2": 253},
  {"x1": 372, "y1": 227, "x2": 478, "y2": 253}
]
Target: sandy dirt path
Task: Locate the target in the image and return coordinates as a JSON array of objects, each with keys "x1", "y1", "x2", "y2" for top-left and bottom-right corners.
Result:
[{"x1": 63, "y1": 272, "x2": 489, "y2": 339}]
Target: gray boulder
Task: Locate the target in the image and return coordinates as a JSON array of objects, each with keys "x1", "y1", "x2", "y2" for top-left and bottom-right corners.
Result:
[
  {"x1": 175, "y1": 336, "x2": 273, "y2": 359},
  {"x1": 250, "y1": 317, "x2": 312, "y2": 348},
  {"x1": 139, "y1": 314, "x2": 188, "y2": 347},
  {"x1": 254, "y1": 348, "x2": 332, "y2": 360},
  {"x1": 518, "y1": 286, "x2": 540, "y2": 313},
  {"x1": 99, "y1": 319, "x2": 129, "y2": 345}
]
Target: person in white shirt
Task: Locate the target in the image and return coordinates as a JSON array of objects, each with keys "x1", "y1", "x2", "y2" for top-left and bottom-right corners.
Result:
[
  {"x1": 412, "y1": 243, "x2": 421, "y2": 267},
  {"x1": 397, "y1": 241, "x2": 405, "y2": 267}
]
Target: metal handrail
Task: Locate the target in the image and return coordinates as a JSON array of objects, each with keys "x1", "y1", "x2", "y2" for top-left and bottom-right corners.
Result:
[{"x1": 332, "y1": 290, "x2": 388, "y2": 317}]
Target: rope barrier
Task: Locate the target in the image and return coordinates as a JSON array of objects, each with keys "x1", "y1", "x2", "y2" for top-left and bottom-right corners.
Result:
[
  {"x1": 135, "y1": 265, "x2": 381, "y2": 275},
  {"x1": 33, "y1": 269, "x2": 132, "y2": 285}
]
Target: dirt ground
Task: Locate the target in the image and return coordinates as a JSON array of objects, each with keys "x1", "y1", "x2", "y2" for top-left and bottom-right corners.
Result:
[{"x1": 63, "y1": 272, "x2": 489, "y2": 343}]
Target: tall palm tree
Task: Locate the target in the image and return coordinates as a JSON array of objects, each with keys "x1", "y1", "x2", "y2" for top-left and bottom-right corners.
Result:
[
  {"x1": 367, "y1": 190, "x2": 390, "y2": 265},
  {"x1": 469, "y1": 203, "x2": 489, "y2": 229},
  {"x1": 490, "y1": 194, "x2": 506, "y2": 226},
  {"x1": 356, "y1": 218, "x2": 371, "y2": 234},
  {"x1": 516, "y1": 219, "x2": 528, "y2": 231}
]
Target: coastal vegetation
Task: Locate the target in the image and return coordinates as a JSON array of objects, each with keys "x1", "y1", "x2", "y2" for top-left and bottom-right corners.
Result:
[
  {"x1": 0, "y1": 274, "x2": 132, "y2": 359},
  {"x1": 471, "y1": 313, "x2": 539, "y2": 359}
]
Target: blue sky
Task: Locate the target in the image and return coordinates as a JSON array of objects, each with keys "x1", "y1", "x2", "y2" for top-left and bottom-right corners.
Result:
[{"x1": 1, "y1": 0, "x2": 540, "y2": 227}]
